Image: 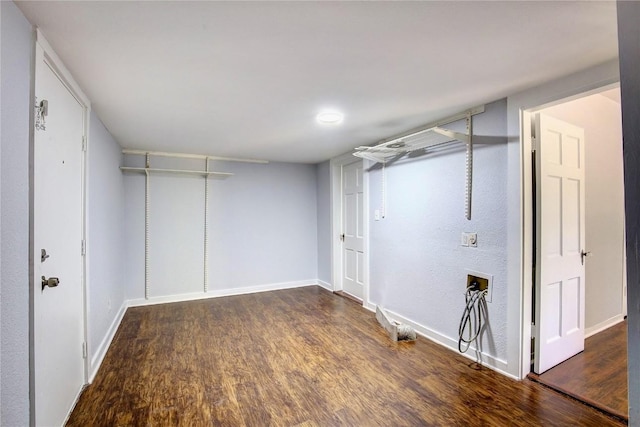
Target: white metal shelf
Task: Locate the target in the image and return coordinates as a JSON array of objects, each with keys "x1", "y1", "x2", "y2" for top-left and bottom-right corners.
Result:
[
  {"x1": 353, "y1": 106, "x2": 484, "y2": 220},
  {"x1": 120, "y1": 166, "x2": 233, "y2": 178},
  {"x1": 122, "y1": 148, "x2": 268, "y2": 164},
  {"x1": 353, "y1": 126, "x2": 470, "y2": 163}
]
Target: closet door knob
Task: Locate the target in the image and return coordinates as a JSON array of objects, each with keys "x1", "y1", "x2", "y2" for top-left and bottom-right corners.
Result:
[{"x1": 580, "y1": 250, "x2": 591, "y2": 265}]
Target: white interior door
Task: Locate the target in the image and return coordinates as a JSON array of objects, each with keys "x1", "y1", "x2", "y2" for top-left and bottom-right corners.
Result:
[
  {"x1": 534, "y1": 113, "x2": 586, "y2": 374},
  {"x1": 34, "y1": 43, "x2": 86, "y2": 426},
  {"x1": 342, "y1": 161, "x2": 364, "y2": 300}
]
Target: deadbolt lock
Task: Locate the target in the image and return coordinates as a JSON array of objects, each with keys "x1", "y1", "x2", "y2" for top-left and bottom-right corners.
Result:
[{"x1": 41, "y1": 276, "x2": 60, "y2": 291}]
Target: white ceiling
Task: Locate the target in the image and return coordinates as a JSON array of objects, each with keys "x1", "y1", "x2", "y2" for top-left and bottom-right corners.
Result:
[{"x1": 17, "y1": 1, "x2": 619, "y2": 164}]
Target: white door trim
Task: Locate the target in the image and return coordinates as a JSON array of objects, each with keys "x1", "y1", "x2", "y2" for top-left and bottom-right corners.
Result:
[
  {"x1": 330, "y1": 152, "x2": 371, "y2": 309},
  {"x1": 32, "y1": 29, "x2": 91, "y2": 390},
  {"x1": 518, "y1": 81, "x2": 619, "y2": 379}
]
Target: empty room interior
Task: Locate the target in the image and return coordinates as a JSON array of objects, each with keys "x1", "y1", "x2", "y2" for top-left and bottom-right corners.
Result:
[{"x1": 1, "y1": 1, "x2": 639, "y2": 426}]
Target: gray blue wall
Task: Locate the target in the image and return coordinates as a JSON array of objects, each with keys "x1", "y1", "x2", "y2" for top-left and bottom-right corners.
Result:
[
  {"x1": 124, "y1": 159, "x2": 319, "y2": 300},
  {"x1": 316, "y1": 161, "x2": 331, "y2": 284},
  {"x1": 617, "y1": 1, "x2": 640, "y2": 423},
  {"x1": 209, "y1": 161, "x2": 318, "y2": 289},
  {"x1": 1, "y1": 1, "x2": 32, "y2": 424},
  {"x1": 87, "y1": 112, "x2": 126, "y2": 370},
  {"x1": 368, "y1": 99, "x2": 509, "y2": 364}
]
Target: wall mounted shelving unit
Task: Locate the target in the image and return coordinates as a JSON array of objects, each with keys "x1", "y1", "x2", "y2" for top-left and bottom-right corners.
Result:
[
  {"x1": 353, "y1": 105, "x2": 485, "y2": 220},
  {"x1": 120, "y1": 149, "x2": 268, "y2": 299}
]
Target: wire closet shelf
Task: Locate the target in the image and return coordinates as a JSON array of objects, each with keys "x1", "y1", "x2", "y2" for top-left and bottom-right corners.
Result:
[{"x1": 352, "y1": 105, "x2": 485, "y2": 220}]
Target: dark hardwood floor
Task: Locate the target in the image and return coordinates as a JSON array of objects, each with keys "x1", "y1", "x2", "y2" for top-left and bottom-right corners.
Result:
[
  {"x1": 530, "y1": 320, "x2": 628, "y2": 421},
  {"x1": 68, "y1": 286, "x2": 623, "y2": 426}
]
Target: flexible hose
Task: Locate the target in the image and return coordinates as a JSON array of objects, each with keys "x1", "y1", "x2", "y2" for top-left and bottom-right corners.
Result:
[{"x1": 458, "y1": 287, "x2": 488, "y2": 355}]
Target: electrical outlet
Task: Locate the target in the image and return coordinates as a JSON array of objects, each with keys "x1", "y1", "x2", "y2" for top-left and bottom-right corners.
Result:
[
  {"x1": 468, "y1": 233, "x2": 477, "y2": 247},
  {"x1": 465, "y1": 270, "x2": 493, "y2": 302}
]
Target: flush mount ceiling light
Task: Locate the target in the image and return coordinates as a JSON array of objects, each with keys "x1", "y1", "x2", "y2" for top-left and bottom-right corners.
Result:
[{"x1": 316, "y1": 110, "x2": 344, "y2": 125}]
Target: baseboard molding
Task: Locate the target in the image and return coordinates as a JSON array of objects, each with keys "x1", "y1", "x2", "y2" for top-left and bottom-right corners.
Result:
[
  {"x1": 384, "y1": 308, "x2": 515, "y2": 380},
  {"x1": 585, "y1": 314, "x2": 625, "y2": 338},
  {"x1": 89, "y1": 300, "x2": 128, "y2": 382},
  {"x1": 317, "y1": 279, "x2": 333, "y2": 291},
  {"x1": 128, "y1": 279, "x2": 318, "y2": 307}
]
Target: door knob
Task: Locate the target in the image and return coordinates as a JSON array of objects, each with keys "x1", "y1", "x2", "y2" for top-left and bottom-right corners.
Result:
[
  {"x1": 580, "y1": 250, "x2": 591, "y2": 265},
  {"x1": 41, "y1": 276, "x2": 60, "y2": 291}
]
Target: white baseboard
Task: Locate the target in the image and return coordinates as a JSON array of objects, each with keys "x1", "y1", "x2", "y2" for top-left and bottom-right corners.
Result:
[
  {"x1": 363, "y1": 301, "x2": 376, "y2": 312},
  {"x1": 317, "y1": 279, "x2": 333, "y2": 291},
  {"x1": 384, "y1": 308, "x2": 515, "y2": 380},
  {"x1": 127, "y1": 279, "x2": 317, "y2": 307},
  {"x1": 89, "y1": 300, "x2": 128, "y2": 382},
  {"x1": 585, "y1": 314, "x2": 625, "y2": 338}
]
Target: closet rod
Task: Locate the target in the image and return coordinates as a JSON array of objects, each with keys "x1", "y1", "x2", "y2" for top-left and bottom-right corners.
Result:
[{"x1": 122, "y1": 149, "x2": 268, "y2": 164}]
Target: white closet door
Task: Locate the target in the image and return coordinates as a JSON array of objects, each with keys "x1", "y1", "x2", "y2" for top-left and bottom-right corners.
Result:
[
  {"x1": 534, "y1": 113, "x2": 586, "y2": 374},
  {"x1": 342, "y1": 161, "x2": 364, "y2": 300}
]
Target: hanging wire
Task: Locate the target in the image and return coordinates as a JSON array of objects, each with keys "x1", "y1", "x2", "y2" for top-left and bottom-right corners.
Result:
[{"x1": 458, "y1": 285, "x2": 489, "y2": 364}]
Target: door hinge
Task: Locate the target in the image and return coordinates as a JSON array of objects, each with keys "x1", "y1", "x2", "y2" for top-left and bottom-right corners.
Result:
[
  {"x1": 82, "y1": 342, "x2": 87, "y2": 359},
  {"x1": 81, "y1": 239, "x2": 86, "y2": 256},
  {"x1": 531, "y1": 322, "x2": 536, "y2": 337},
  {"x1": 531, "y1": 136, "x2": 536, "y2": 151},
  {"x1": 82, "y1": 136, "x2": 87, "y2": 152}
]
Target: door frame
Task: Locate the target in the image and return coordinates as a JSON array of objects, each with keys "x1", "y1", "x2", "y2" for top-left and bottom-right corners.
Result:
[
  {"x1": 30, "y1": 29, "x2": 91, "y2": 420},
  {"x1": 519, "y1": 81, "x2": 619, "y2": 379},
  {"x1": 330, "y1": 152, "x2": 371, "y2": 309}
]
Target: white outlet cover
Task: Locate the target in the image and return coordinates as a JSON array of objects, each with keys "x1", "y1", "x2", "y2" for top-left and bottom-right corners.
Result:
[{"x1": 461, "y1": 232, "x2": 469, "y2": 247}]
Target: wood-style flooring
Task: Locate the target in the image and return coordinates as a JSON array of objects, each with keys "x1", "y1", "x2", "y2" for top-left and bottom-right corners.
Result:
[
  {"x1": 68, "y1": 286, "x2": 623, "y2": 426},
  {"x1": 530, "y1": 320, "x2": 628, "y2": 421}
]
